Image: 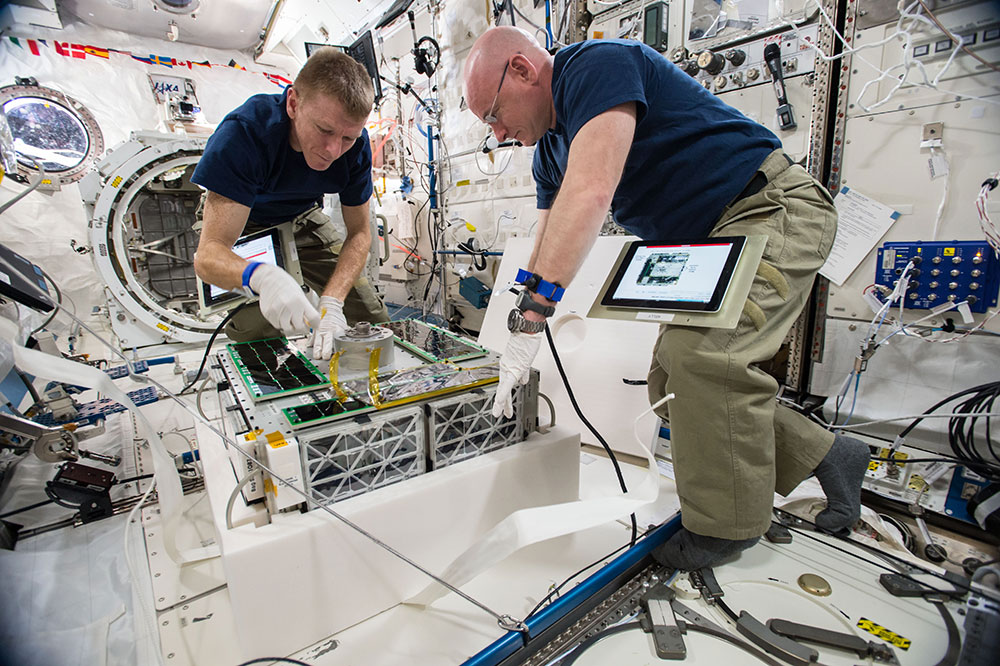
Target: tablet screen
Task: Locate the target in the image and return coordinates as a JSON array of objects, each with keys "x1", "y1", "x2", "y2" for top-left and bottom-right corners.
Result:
[
  {"x1": 600, "y1": 237, "x2": 746, "y2": 312},
  {"x1": 201, "y1": 227, "x2": 285, "y2": 307}
]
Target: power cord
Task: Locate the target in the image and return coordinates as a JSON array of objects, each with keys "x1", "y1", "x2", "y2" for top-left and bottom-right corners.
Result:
[
  {"x1": 893, "y1": 381, "x2": 1000, "y2": 481},
  {"x1": 544, "y1": 325, "x2": 638, "y2": 547},
  {"x1": 524, "y1": 540, "x2": 633, "y2": 621},
  {"x1": 237, "y1": 657, "x2": 312, "y2": 666},
  {"x1": 179, "y1": 301, "x2": 249, "y2": 394}
]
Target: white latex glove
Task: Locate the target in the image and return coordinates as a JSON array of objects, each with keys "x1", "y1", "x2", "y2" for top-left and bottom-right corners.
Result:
[
  {"x1": 248, "y1": 263, "x2": 320, "y2": 335},
  {"x1": 492, "y1": 331, "x2": 543, "y2": 419},
  {"x1": 312, "y1": 296, "x2": 348, "y2": 361}
]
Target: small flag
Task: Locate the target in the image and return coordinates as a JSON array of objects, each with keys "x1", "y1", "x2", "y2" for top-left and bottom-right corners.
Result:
[{"x1": 84, "y1": 45, "x2": 109, "y2": 59}]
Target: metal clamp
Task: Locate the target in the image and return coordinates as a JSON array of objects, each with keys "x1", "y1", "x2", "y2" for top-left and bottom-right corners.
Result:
[
  {"x1": 641, "y1": 583, "x2": 687, "y2": 659},
  {"x1": 0, "y1": 412, "x2": 79, "y2": 462}
]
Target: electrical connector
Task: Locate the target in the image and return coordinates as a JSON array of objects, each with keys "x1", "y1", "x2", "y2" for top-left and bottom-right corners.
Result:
[{"x1": 854, "y1": 338, "x2": 879, "y2": 374}]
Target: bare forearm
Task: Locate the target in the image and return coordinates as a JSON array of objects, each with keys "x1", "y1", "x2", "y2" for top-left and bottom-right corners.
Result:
[
  {"x1": 193, "y1": 242, "x2": 252, "y2": 290},
  {"x1": 528, "y1": 209, "x2": 549, "y2": 269},
  {"x1": 522, "y1": 104, "x2": 636, "y2": 321},
  {"x1": 529, "y1": 186, "x2": 609, "y2": 285},
  {"x1": 193, "y1": 192, "x2": 252, "y2": 290}
]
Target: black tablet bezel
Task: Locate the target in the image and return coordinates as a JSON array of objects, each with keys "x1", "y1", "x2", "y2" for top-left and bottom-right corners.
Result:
[
  {"x1": 200, "y1": 226, "x2": 287, "y2": 309},
  {"x1": 600, "y1": 236, "x2": 747, "y2": 313}
]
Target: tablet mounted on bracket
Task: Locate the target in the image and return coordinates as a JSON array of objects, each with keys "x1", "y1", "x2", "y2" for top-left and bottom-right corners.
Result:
[
  {"x1": 587, "y1": 235, "x2": 767, "y2": 329},
  {"x1": 196, "y1": 222, "x2": 303, "y2": 316}
]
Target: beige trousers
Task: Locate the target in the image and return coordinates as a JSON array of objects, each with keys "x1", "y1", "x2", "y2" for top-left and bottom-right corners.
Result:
[{"x1": 647, "y1": 150, "x2": 839, "y2": 540}]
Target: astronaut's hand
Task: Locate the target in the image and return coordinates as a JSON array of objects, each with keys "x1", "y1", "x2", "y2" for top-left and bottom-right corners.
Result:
[
  {"x1": 248, "y1": 264, "x2": 319, "y2": 335},
  {"x1": 492, "y1": 331, "x2": 543, "y2": 419},
  {"x1": 312, "y1": 296, "x2": 348, "y2": 360}
]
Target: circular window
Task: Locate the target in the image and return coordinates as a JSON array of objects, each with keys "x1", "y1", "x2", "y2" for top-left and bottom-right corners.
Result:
[
  {"x1": 0, "y1": 83, "x2": 104, "y2": 187},
  {"x1": 153, "y1": 0, "x2": 200, "y2": 14},
  {"x1": 3, "y1": 97, "x2": 90, "y2": 173}
]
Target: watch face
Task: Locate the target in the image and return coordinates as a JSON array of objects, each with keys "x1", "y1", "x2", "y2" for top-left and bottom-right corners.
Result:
[{"x1": 507, "y1": 308, "x2": 522, "y2": 332}]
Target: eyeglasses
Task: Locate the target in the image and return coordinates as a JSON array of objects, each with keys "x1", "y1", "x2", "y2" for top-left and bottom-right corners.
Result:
[{"x1": 483, "y1": 60, "x2": 510, "y2": 124}]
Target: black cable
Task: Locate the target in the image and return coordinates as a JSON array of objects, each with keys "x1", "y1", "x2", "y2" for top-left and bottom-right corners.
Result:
[
  {"x1": 180, "y1": 302, "x2": 249, "y2": 394},
  {"x1": 236, "y1": 658, "x2": 312, "y2": 666},
  {"x1": 947, "y1": 382, "x2": 1000, "y2": 480},
  {"x1": 560, "y1": 622, "x2": 641, "y2": 666},
  {"x1": 115, "y1": 473, "x2": 155, "y2": 486},
  {"x1": 714, "y1": 596, "x2": 740, "y2": 624},
  {"x1": 898, "y1": 381, "x2": 997, "y2": 438},
  {"x1": 0, "y1": 498, "x2": 55, "y2": 519},
  {"x1": 43, "y1": 485, "x2": 82, "y2": 510},
  {"x1": 931, "y1": 600, "x2": 962, "y2": 666},
  {"x1": 870, "y1": 455, "x2": 1000, "y2": 474},
  {"x1": 772, "y1": 507, "x2": 999, "y2": 603},
  {"x1": 544, "y1": 325, "x2": 638, "y2": 547},
  {"x1": 524, "y1": 540, "x2": 632, "y2": 621}
]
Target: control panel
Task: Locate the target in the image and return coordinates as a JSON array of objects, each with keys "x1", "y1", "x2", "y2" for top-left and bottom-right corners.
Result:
[
  {"x1": 668, "y1": 24, "x2": 819, "y2": 94},
  {"x1": 875, "y1": 241, "x2": 999, "y2": 313}
]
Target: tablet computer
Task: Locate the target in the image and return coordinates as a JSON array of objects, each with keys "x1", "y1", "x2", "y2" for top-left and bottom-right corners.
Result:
[
  {"x1": 197, "y1": 222, "x2": 302, "y2": 315},
  {"x1": 600, "y1": 237, "x2": 746, "y2": 313}
]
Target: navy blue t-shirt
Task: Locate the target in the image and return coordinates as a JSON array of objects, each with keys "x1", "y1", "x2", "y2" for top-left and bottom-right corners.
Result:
[
  {"x1": 533, "y1": 40, "x2": 781, "y2": 240},
  {"x1": 191, "y1": 89, "x2": 373, "y2": 226}
]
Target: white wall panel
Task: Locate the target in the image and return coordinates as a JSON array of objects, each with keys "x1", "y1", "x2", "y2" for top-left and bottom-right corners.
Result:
[{"x1": 0, "y1": 18, "x2": 287, "y2": 333}]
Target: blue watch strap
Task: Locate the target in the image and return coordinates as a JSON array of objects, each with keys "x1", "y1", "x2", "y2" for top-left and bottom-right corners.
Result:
[
  {"x1": 515, "y1": 268, "x2": 565, "y2": 302},
  {"x1": 242, "y1": 262, "x2": 263, "y2": 295}
]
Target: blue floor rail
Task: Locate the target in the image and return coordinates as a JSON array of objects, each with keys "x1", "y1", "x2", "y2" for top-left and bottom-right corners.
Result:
[{"x1": 463, "y1": 514, "x2": 681, "y2": 666}]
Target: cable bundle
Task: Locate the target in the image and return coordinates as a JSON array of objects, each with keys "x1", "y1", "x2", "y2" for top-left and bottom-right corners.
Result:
[
  {"x1": 896, "y1": 381, "x2": 1000, "y2": 481},
  {"x1": 947, "y1": 381, "x2": 1000, "y2": 481}
]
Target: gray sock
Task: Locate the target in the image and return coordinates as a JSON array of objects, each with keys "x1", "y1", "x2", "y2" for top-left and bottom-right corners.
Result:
[
  {"x1": 814, "y1": 434, "x2": 870, "y2": 535},
  {"x1": 652, "y1": 527, "x2": 760, "y2": 571}
]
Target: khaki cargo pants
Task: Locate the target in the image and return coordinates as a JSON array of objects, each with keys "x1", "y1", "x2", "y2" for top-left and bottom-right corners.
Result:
[
  {"x1": 646, "y1": 150, "x2": 838, "y2": 540},
  {"x1": 202, "y1": 204, "x2": 389, "y2": 342}
]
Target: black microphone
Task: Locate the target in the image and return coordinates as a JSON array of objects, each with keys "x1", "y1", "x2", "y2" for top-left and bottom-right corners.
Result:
[{"x1": 763, "y1": 43, "x2": 796, "y2": 131}]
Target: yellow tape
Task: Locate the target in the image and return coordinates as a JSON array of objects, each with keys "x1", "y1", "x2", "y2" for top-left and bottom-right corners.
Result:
[
  {"x1": 375, "y1": 376, "x2": 499, "y2": 410},
  {"x1": 857, "y1": 618, "x2": 911, "y2": 650},
  {"x1": 265, "y1": 431, "x2": 287, "y2": 448},
  {"x1": 328, "y1": 351, "x2": 349, "y2": 401},
  {"x1": 369, "y1": 348, "x2": 382, "y2": 408}
]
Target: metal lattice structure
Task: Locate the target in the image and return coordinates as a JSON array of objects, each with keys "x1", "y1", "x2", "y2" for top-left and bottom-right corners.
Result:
[
  {"x1": 427, "y1": 385, "x2": 526, "y2": 470},
  {"x1": 299, "y1": 406, "x2": 425, "y2": 504}
]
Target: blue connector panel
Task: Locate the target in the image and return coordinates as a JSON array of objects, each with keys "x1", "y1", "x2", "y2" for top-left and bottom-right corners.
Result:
[
  {"x1": 459, "y1": 276, "x2": 492, "y2": 309},
  {"x1": 875, "y1": 241, "x2": 998, "y2": 313},
  {"x1": 34, "y1": 387, "x2": 160, "y2": 427}
]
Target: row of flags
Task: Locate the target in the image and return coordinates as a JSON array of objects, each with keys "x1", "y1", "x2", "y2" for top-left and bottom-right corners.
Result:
[{"x1": 6, "y1": 36, "x2": 293, "y2": 88}]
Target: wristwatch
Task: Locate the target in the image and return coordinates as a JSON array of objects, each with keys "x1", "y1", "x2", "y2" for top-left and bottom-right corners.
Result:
[
  {"x1": 515, "y1": 289, "x2": 556, "y2": 318},
  {"x1": 507, "y1": 308, "x2": 546, "y2": 334}
]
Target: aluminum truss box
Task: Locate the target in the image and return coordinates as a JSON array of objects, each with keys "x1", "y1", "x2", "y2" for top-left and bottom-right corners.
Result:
[
  {"x1": 427, "y1": 378, "x2": 536, "y2": 470},
  {"x1": 299, "y1": 406, "x2": 425, "y2": 504}
]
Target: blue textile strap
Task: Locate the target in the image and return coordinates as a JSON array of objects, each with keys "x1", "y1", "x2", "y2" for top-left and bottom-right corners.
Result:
[
  {"x1": 514, "y1": 268, "x2": 565, "y2": 302},
  {"x1": 241, "y1": 261, "x2": 263, "y2": 294}
]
